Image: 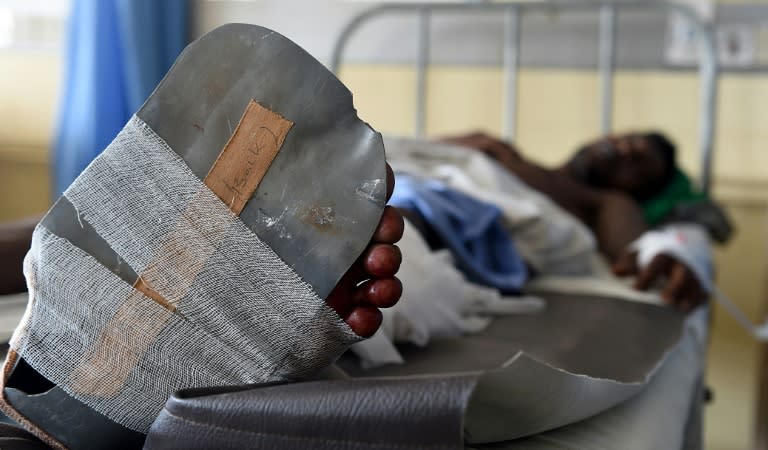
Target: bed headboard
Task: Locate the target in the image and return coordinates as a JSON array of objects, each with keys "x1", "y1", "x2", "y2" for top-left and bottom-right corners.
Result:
[{"x1": 330, "y1": 1, "x2": 718, "y2": 194}]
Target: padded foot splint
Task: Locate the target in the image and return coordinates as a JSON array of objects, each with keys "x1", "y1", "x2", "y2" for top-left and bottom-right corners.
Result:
[{"x1": 0, "y1": 24, "x2": 386, "y2": 449}]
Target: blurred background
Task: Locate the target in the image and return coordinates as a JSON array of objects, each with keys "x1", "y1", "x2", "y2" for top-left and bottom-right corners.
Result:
[{"x1": 0, "y1": 0, "x2": 766, "y2": 448}]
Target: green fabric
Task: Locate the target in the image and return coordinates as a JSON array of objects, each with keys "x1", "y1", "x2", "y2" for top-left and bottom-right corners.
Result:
[{"x1": 642, "y1": 169, "x2": 706, "y2": 226}]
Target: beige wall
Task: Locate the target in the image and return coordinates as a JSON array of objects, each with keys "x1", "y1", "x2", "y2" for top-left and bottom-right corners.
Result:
[
  {"x1": 0, "y1": 51, "x2": 60, "y2": 221},
  {"x1": 342, "y1": 64, "x2": 768, "y2": 183}
]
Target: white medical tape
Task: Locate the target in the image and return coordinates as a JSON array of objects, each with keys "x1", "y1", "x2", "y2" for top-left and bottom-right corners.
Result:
[
  {"x1": 10, "y1": 116, "x2": 360, "y2": 432},
  {"x1": 632, "y1": 224, "x2": 713, "y2": 291}
]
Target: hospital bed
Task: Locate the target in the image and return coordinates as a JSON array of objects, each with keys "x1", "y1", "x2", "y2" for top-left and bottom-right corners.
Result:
[{"x1": 324, "y1": 1, "x2": 718, "y2": 448}]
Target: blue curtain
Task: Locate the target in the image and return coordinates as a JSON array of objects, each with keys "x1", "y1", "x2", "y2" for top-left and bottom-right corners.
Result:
[{"x1": 53, "y1": 0, "x2": 188, "y2": 195}]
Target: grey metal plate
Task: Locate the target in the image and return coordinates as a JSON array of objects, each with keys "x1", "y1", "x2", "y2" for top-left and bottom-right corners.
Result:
[{"x1": 138, "y1": 23, "x2": 386, "y2": 298}]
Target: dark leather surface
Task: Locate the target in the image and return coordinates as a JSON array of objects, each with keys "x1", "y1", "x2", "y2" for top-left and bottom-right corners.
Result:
[
  {"x1": 0, "y1": 423, "x2": 50, "y2": 450},
  {"x1": 4, "y1": 357, "x2": 146, "y2": 450},
  {"x1": 144, "y1": 376, "x2": 478, "y2": 449},
  {"x1": 4, "y1": 386, "x2": 146, "y2": 450},
  {"x1": 145, "y1": 294, "x2": 684, "y2": 448}
]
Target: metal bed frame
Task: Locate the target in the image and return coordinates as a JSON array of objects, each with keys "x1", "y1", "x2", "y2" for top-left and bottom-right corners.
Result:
[{"x1": 330, "y1": 1, "x2": 719, "y2": 194}]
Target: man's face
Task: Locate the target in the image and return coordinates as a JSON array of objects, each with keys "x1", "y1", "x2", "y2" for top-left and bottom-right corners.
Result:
[{"x1": 568, "y1": 133, "x2": 668, "y2": 200}]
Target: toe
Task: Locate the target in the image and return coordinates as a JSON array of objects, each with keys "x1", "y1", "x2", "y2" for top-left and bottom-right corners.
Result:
[
  {"x1": 356, "y1": 277, "x2": 402, "y2": 308},
  {"x1": 373, "y1": 206, "x2": 404, "y2": 243},
  {"x1": 386, "y1": 163, "x2": 395, "y2": 201},
  {"x1": 325, "y1": 269, "x2": 360, "y2": 318},
  {"x1": 324, "y1": 164, "x2": 402, "y2": 338},
  {"x1": 344, "y1": 305, "x2": 383, "y2": 338},
  {"x1": 361, "y1": 243, "x2": 401, "y2": 278}
]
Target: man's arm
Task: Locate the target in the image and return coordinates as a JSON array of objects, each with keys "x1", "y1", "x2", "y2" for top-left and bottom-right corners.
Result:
[
  {"x1": 436, "y1": 132, "x2": 709, "y2": 310},
  {"x1": 0, "y1": 215, "x2": 39, "y2": 294},
  {"x1": 440, "y1": 132, "x2": 648, "y2": 261},
  {"x1": 590, "y1": 191, "x2": 648, "y2": 262}
]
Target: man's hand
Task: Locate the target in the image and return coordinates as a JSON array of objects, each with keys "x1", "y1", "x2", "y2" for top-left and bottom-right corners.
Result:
[{"x1": 612, "y1": 251, "x2": 708, "y2": 312}]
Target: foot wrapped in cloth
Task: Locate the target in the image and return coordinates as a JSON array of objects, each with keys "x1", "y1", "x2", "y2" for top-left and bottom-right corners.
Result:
[{"x1": 0, "y1": 24, "x2": 402, "y2": 449}]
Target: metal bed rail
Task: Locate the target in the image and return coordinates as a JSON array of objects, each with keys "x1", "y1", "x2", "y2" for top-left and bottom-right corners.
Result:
[{"x1": 330, "y1": 1, "x2": 719, "y2": 194}]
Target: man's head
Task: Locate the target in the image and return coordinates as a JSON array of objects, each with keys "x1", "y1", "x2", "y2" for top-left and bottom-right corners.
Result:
[{"x1": 566, "y1": 131, "x2": 677, "y2": 202}]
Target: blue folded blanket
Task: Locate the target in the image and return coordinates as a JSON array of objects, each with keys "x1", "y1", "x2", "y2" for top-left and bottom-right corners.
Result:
[{"x1": 390, "y1": 174, "x2": 528, "y2": 293}]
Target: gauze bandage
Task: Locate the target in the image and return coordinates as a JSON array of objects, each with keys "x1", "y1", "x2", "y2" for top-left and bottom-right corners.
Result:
[
  {"x1": 8, "y1": 116, "x2": 361, "y2": 433},
  {"x1": 631, "y1": 224, "x2": 713, "y2": 291}
]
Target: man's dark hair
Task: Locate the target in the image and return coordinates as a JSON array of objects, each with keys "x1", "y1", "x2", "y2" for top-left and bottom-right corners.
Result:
[{"x1": 643, "y1": 131, "x2": 677, "y2": 199}]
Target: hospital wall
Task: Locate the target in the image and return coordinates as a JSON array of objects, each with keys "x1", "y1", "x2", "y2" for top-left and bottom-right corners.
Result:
[{"x1": 0, "y1": 51, "x2": 56, "y2": 221}]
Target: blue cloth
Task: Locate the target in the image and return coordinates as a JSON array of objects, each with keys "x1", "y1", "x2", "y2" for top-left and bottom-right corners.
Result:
[
  {"x1": 53, "y1": 0, "x2": 188, "y2": 195},
  {"x1": 390, "y1": 174, "x2": 529, "y2": 293}
]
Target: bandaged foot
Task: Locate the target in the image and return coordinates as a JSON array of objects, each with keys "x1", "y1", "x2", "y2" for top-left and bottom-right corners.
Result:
[{"x1": 0, "y1": 23, "x2": 401, "y2": 445}]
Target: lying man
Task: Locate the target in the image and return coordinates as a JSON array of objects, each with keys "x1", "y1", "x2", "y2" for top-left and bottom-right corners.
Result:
[
  {"x1": 343, "y1": 130, "x2": 717, "y2": 368},
  {"x1": 439, "y1": 131, "x2": 711, "y2": 310}
]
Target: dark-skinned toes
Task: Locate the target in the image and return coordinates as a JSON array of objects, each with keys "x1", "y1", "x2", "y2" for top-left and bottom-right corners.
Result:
[
  {"x1": 356, "y1": 277, "x2": 402, "y2": 308},
  {"x1": 386, "y1": 163, "x2": 395, "y2": 201},
  {"x1": 325, "y1": 273, "x2": 356, "y2": 318},
  {"x1": 323, "y1": 163, "x2": 403, "y2": 337},
  {"x1": 373, "y1": 206, "x2": 405, "y2": 243},
  {"x1": 361, "y1": 243, "x2": 401, "y2": 278},
  {"x1": 344, "y1": 305, "x2": 383, "y2": 338}
]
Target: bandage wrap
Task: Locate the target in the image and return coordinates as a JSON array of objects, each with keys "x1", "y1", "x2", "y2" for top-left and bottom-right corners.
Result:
[{"x1": 10, "y1": 116, "x2": 360, "y2": 432}]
